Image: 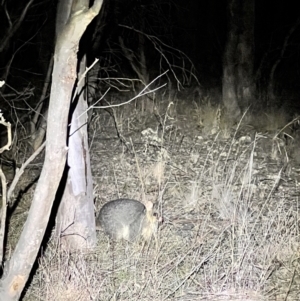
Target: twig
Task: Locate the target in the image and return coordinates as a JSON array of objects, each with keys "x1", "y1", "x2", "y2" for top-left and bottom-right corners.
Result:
[
  {"x1": 92, "y1": 71, "x2": 168, "y2": 109},
  {"x1": 72, "y1": 58, "x2": 99, "y2": 102},
  {"x1": 0, "y1": 113, "x2": 11, "y2": 153},
  {"x1": 0, "y1": 168, "x2": 8, "y2": 265},
  {"x1": 0, "y1": 112, "x2": 12, "y2": 265},
  {"x1": 7, "y1": 141, "x2": 46, "y2": 203}
]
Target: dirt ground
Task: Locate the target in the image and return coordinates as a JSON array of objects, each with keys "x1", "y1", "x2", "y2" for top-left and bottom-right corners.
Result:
[{"x1": 4, "y1": 93, "x2": 300, "y2": 300}]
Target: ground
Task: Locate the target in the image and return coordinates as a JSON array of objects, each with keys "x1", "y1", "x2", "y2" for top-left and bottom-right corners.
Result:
[{"x1": 3, "y1": 91, "x2": 300, "y2": 300}]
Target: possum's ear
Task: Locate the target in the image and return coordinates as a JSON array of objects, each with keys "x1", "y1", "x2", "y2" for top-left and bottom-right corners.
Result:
[{"x1": 145, "y1": 201, "x2": 154, "y2": 211}]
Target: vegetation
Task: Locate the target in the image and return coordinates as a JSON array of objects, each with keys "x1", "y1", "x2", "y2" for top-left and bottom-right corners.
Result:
[{"x1": 1, "y1": 0, "x2": 300, "y2": 300}]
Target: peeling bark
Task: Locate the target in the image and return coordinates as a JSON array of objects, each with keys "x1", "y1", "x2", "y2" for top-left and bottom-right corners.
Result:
[{"x1": 56, "y1": 55, "x2": 97, "y2": 250}]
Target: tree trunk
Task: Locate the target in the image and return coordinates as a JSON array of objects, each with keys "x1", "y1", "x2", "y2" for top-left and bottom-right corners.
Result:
[
  {"x1": 0, "y1": 1, "x2": 102, "y2": 300},
  {"x1": 56, "y1": 55, "x2": 97, "y2": 249},
  {"x1": 222, "y1": 0, "x2": 255, "y2": 120},
  {"x1": 236, "y1": 0, "x2": 255, "y2": 109},
  {"x1": 222, "y1": 0, "x2": 241, "y2": 121}
]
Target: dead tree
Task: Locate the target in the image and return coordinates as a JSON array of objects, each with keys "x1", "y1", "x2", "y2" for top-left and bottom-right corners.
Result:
[{"x1": 55, "y1": 55, "x2": 97, "y2": 250}]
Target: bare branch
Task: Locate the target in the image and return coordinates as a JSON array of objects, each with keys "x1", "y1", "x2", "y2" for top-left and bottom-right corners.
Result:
[
  {"x1": 0, "y1": 113, "x2": 11, "y2": 153},
  {"x1": 119, "y1": 24, "x2": 200, "y2": 89},
  {"x1": 0, "y1": 112, "x2": 12, "y2": 267},
  {"x1": 0, "y1": 168, "x2": 7, "y2": 265},
  {"x1": 0, "y1": 0, "x2": 35, "y2": 52},
  {"x1": 269, "y1": 17, "x2": 300, "y2": 83},
  {"x1": 7, "y1": 141, "x2": 46, "y2": 203},
  {"x1": 92, "y1": 71, "x2": 168, "y2": 110}
]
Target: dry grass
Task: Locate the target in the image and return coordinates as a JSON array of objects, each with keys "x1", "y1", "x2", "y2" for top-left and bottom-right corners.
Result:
[
  {"x1": 8, "y1": 94, "x2": 300, "y2": 301},
  {"x1": 248, "y1": 108, "x2": 290, "y2": 134}
]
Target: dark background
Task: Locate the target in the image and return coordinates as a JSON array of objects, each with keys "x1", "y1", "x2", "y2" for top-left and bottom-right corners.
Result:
[{"x1": 0, "y1": 0, "x2": 300, "y2": 116}]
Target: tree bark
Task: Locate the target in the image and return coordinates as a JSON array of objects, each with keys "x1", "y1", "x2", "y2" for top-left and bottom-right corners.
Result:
[
  {"x1": 56, "y1": 55, "x2": 97, "y2": 250},
  {"x1": 222, "y1": 0, "x2": 255, "y2": 120},
  {"x1": 0, "y1": 1, "x2": 102, "y2": 300}
]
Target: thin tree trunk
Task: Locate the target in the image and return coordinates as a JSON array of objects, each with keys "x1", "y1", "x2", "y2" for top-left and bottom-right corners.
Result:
[
  {"x1": 267, "y1": 17, "x2": 300, "y2": 104},
  {"x1": 222, "y1": 0, "x2": 241, "y2": 121},
  {"x1": 236, "y1": 0, "x2": 255, "y2": 109},
  {"x1": 0, "y1": 1, "x2": 102, "y2": 299}
]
